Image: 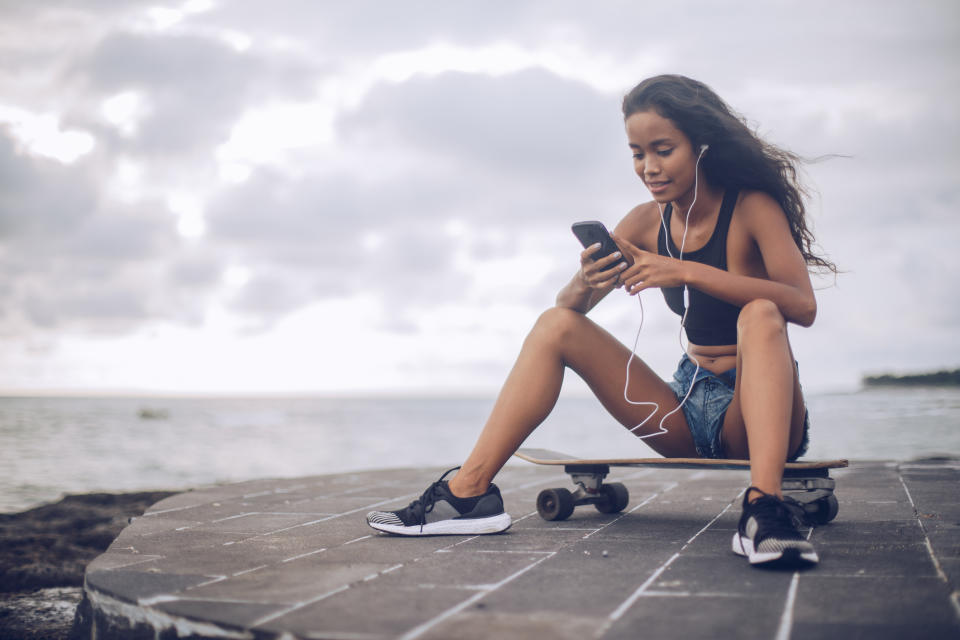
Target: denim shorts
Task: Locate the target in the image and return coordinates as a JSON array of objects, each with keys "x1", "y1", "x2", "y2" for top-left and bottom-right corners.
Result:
[
  {"x1": 667, "y1": 355, "x2": 810, "y2": 460},
  {"x1": 668, "y1": 355, "x2": 736, "y2": 459}
]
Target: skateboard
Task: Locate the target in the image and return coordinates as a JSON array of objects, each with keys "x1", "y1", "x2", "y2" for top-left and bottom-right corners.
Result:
[{"x1": 514, "y1": 448, "x2": 848, "y2": 525}]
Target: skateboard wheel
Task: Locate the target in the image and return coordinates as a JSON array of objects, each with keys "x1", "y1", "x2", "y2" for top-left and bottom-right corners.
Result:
[
  {"x1": 595, "y1": 482, "x2": 629, "y2": 514},
  {"x1": 809, "y1": 494, "x2": 839, "y2": 525},
  {"x1": 537, "y1": 488, "x2": 575, "y2": 521}
]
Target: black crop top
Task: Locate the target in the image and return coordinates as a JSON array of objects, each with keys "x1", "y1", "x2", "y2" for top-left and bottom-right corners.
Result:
[{"x1": 657, "y1": 190, "x2": 742, "y2": 346}]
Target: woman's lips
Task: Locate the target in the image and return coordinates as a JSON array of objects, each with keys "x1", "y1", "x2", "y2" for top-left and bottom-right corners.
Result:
[{"x1": 646, "y1": 180, "x2": 670, "y2": 194}]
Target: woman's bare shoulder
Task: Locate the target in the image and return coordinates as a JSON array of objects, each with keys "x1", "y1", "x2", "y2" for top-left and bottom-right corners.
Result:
[
  {"x1": 614, "y1": 201, "x2": 661, "y2": 250},
  {"x1": 732, "y1": 190, "x2": 798, "y2": 253},
  {"x1": 736, "y1": 190, "x2": 786, "y2": 222}
]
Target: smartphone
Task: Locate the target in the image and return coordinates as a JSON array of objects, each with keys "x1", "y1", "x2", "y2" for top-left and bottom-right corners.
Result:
[{"x1": 571, "y1": 221, "x2": 621, "y2": 268}]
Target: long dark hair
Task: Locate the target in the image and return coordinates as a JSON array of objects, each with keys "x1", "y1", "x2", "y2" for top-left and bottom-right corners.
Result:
[{"x1": 622, "y1": 74, "x2": 837, "y2": 274}]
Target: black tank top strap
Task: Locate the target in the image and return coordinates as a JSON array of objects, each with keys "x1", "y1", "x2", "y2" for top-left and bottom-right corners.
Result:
[{"x1": 713, "y1": 189, "x2": 738, "y2": 269}]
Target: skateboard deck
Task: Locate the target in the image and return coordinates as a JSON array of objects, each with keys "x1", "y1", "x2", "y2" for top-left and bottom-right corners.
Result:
[
  {"x1": 515, "y1": 448, "x2": 848, "y2": 471},
  {"x1": 514, "y1": 447, "x2": 847, "y2": 524}
]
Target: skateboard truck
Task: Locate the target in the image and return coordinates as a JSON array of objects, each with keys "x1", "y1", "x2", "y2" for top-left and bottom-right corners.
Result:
[
  {"x1": 536, "y1": 464, "x2": 629, "y2": 521},
  {"x1": 780, "y1": 468, "x2": 839, "y2": 525},
  {"x1": 535, "y1": 462, "x2": 839, "y2": 526}
]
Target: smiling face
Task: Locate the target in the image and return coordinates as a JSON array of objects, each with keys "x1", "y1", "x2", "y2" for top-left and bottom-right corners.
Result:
[{"x1": 625, "y1": 109, "x2": 699, "y2": 204}]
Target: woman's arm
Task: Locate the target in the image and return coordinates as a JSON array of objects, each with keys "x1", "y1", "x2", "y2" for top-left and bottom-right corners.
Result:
[
  {"x1": 615, "y1": 193, "x2": 817, "y2": 326},
  {"x1": 681, "y1": 261, "x2": 816, "y2": 327}
]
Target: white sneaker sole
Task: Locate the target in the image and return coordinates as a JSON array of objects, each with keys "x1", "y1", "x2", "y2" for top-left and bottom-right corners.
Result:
[
  {"x1": 732, "y1": 532, "x2": 819, "y2": 565},
  {"x1": 368, "y1": 512, "x2": 512, "y2": 536}
]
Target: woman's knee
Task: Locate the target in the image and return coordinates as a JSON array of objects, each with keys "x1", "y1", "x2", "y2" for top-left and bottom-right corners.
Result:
[
  {"x1": 528, "y1": 307, "x2": 589, "y2": 349},
  {"x1": 737, "y1": 299, "x2": 786, "y2": 341}
]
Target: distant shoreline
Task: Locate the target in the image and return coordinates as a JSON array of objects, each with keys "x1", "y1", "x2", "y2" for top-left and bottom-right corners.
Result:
[{"x1": 863, "y1": 369, "x2": 960, "y2": 387}]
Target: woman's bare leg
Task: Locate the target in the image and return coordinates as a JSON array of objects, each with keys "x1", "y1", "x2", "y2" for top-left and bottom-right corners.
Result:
[
  {"x1": 448, "y1": 307, "x2": 697, "y2": 497},
  {"x1": 720, "y1": 299, "x2": 808, "y2": 498}
]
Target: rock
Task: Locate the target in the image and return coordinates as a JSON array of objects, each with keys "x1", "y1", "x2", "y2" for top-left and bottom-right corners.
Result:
[
  {"x1": 0, "y1": 587, "x2": 83, "y2": 640},
  {"x1": 0, "y1": 491, "x2": 175, "y2": 592},
  {"x1": 0, "y1": 491, "x2": 176, "y2": 639}
]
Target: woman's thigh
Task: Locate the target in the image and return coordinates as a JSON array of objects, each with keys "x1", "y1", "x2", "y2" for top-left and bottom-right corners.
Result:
[
  {"x1": 719, "y1": 356, "x2": 807, "y2": 460},
  {"x1": 545, "y1": 308, "x2": 698, "y2": 458}
]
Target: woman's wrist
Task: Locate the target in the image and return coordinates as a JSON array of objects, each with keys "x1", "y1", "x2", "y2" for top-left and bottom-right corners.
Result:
[
  {"x1": 576, "y1": 266, "x2": 590, "y2": 287},
  {"x1": 557, "y1": 273, "x2": 595, "y2": 311},
  {"x1": 680, "y1": 260, "x2": 697, "y2": 288}
]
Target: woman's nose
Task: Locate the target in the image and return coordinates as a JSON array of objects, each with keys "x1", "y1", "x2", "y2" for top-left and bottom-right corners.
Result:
[{"x1": 644, "y1": 157, "x2": 660, "y2": 176}]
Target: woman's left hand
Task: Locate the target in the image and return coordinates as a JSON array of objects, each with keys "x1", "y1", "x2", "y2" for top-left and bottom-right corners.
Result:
[{"x1": 610, "y1": 232, "x2": 687, "y2": 295}]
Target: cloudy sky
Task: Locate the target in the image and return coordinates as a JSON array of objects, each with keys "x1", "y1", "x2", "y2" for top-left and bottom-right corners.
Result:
[{"x1": 0, "y1": 0, "x2": 957, "y2": 395}]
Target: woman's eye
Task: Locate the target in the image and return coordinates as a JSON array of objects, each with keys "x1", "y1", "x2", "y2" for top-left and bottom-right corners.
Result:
[
  {"x1": 657, "y1": 148, "x2": 673, "y2": 157},
  {"x1": 632, "y1": 152, "x2": 644, "y2": 160}
]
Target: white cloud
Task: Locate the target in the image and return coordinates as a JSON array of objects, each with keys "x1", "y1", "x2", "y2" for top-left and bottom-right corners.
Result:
[
  {"x1": 107, "y1": 157, "x2": 146, "y2": 202},
  {"x1": 0, "y1": 105, "x2": 96, "y2": 163},
  {"x1": 216, "y1": 100, "x2": 337, "y2": 177},
  {"x1": 167, "y1": 192, "x2": 207, "y2": 239},
  {"x1": 100, "y1": 90, "x2": 150, "y2": 137},
  {"x1": 213, "y1": 37, "x2": 645, "y2": 180},
  {"x1": 146, "y1": 6, "x2": 185, "y2": 30},
  {"x1": 368, "y1": 39, "x2": 656, "y2": 95}
]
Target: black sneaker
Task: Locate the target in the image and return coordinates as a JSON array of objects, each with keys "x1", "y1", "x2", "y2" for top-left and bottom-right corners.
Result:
[
  {"x1": 732, "y1": 487, "x2": 819, "y2": 566},
  {"x1": 366, "y1": 468, "x2": 512, "y2": 536}
]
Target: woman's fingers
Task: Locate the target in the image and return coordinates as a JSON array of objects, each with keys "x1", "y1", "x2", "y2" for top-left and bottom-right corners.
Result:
[
  {"x1": 609, "y1": 232, "x2": 640, "y2": 262},
  {"x1": 620, "y1": 259, "x2": 653, "y2": 295},
  {"x1": 580, "y1": 244, "x2": 624, "y2": 267},
  {"x1": 579, "y1": 243, "x2": 627, "y2": 288},
  {"x1": 621, "y1": 273, "x2": 648, "y2": 295},
  {"x1": 584, "y1": 261, "x2": 627, "y2": 287},
  {"x1": 596, "y1": 251, "x2": 625, "y2": 272},
  {"x1": 579, "y1": 243, "x2": 603, "y2": 263}
]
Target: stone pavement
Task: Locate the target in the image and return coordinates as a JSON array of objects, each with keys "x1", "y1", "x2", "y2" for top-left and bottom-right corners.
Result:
[{"x1": 74, "y1": 459, "x2": 960, "y2": 639}]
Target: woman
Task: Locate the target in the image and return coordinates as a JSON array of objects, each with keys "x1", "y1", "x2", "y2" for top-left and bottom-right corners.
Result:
[{"x1": 367, "y1": 75, "x2": 836, "y2": 568}]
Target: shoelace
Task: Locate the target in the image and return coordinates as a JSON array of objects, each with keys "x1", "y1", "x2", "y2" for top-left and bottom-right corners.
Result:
[
  {"x1": 748, "y1": 494, "x2": 804, "y2": 543},
  {"x1": 402, "y1": 467, "x2": 460, "y2": 532}
]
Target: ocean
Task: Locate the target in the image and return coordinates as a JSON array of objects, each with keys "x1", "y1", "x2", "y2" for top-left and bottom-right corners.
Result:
[{"x1": 1, "y1": 387, "x2": 959, "y2": 513}]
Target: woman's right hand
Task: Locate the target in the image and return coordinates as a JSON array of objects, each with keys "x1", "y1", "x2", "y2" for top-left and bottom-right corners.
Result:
[{"x1": 578, "y1": 243, "x2": 628, "y2": 290}]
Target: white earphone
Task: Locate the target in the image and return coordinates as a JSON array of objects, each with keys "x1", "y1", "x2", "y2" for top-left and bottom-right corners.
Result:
[{"x1": 624, "y1": 141, "x2": 709, "y2": 440}]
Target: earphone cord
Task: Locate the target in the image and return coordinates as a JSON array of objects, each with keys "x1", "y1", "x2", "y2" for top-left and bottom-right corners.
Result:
[{"x1": 624, "y1": 146, "x2": 706, "y2": 439}]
